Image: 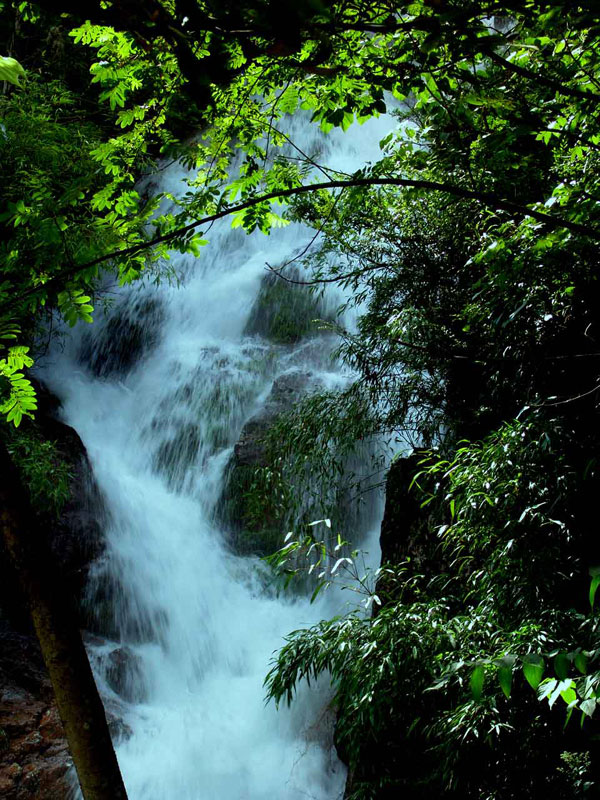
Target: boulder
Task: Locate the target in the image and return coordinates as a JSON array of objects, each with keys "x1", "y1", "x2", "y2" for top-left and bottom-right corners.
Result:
[
  {"x1": 37, "y1": 418, "x2": 106, "y2": 605},
  {"x1": 244, "y1": 271, "x2": 333, "y2": 344},
  {"x1": 218, "y1": 370, "x2": 321, "y2": 555},
  {"x1": 103, "y1": 646, "x2": 146, "y2": 704},
  {"x1": 234, "y1": 370, "x2": 316, "y2": 467},
  {"x1": 376, "y1": 452, "x2": 445, "y2": 606},
  {"x1": 0, "y1": 628, "x2": 133, "y2": 800},
  {"x1": 78, "y1": 294, "x2": 164, "y2": 378},
  {"x1": 0, "y1": 382, "x2": 107, "y2": 627},
  {"x1": 340, "y1": 454, "x2": 443, "y2": 799}
]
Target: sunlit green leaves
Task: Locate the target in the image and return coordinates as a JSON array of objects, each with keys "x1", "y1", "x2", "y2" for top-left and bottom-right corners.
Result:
[
  {"x1": 0, "y1": 345, "x2": 37, "y2": 427},
  {"x1": 522, "y1": 654, "x2": 545, "y2": 691},
  {"x1": 589, "y1": 566, "x2": 600, "y2": 610},
  {"x1": 0, "y1": 56, "x2": 25, "y2": 87},
  {"x1": 496, "y1": 655, "x2": 515, "y2": 699},
  {"x1": 469, "y1": 664, "x2": 485, "y2": 700},
  {"x1": 57, "y1": 289, "x2": 94, "y2": 326}
]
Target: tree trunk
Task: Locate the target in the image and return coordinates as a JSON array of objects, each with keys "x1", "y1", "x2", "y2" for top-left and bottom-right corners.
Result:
[{"x1": 0, "y1": 439, "x2": 128, "y2": 800}]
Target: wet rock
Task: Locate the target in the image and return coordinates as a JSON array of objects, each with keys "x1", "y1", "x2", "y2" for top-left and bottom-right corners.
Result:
[
  {"x1": 304, "y1": 703, "x2": 338, "y2": 749},
  {"x1": 340, "y1": 454, "x2": 443, "y2": 799},
  {"x1": 106, "y1": 713, "x2": 133, "y2": 744},
  {"x1": 0, "y1": 624, "x2": 70, "y2": 799},
  {"x1": 104, "y1": 646, "x2": 146, "y2": 704},
  {"x1": 218, "y1": 370, "x2": 321, "y2": 555},
  {"x1": 244, "y1": 271, "x2": 334, "y2": 344},
  {"x1": 0, "y1": 382, "x2": 107, "y2": 628},
  {"x1": 376, "y1": 452, "x2": 442, "y2": 606},
  {"x1": 38, "y1": 709, "x2": 64, "y2": 742},
  {"x1": 78, "y1": 293, "x2": 164, "y2": 378},
  {"x1": 234, "y1": 370, "x2": 318, "y2": 467},
  {"x1": 82, "y1": 566, "x2": 168, "y2": 643},
  {"x1": 0, "y1": 384, "x2": 111, "y2": 799},
  {"x1": 0, "y1": 626, "x2": 133, "y2": 798},
  {"x1": 153, "y1": 422, "x2": 202, "y2": 485},
  {"x1": 149, "y1": 348, "x2": 269, "y2": 491},
  {"x1": 41, "y1": 425, "x2": 106, "y2": 604}
]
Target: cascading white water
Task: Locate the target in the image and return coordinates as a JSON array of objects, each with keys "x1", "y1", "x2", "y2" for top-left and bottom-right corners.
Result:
[{"x1": 40, "y1": 112, "x2": 395, "y2": 800}]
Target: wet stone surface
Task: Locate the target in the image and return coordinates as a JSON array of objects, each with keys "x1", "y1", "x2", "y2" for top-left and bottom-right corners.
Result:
[{"x1": 0, "y1": 624, "x2": 70, "y2": 800}]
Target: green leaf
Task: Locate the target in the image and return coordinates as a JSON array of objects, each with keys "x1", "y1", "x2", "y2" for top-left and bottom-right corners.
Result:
[
  {"x1": 575, "y1": 653, "x2": 588, "y2": 675},
  {"x1": 560, "y1": 684, "x2": 577, "y2": 705},
  {"x1": 0, "y1": 56, "x2": 26, "y2": 87},
  {"x1": 279, "y1": 86, "x2": 299, "y2": 115},
  {"x1": 498, "y1": 665, "x2": 513, "y2": 699},
  {"x1": 310, "y1": 580, "x2": 329, "y2": 603},
  {"x1": 522, "y1": 655, "x2": 545, "y2": 691},
  {"x1": 538, "y1": 677, "x2": 557, "y2": 701},
  {"x1": 470, "y1": 664, "x2": 485, "y2": 700},
  {"x1": 554, "y1": 653, "x2": 569, "y2": 680},
  {"x1": 547, "y1": 678, "x2": 575, "y2": 708},
  {"x1": 580, "y1": 699, "x2": 596, "y2": 717},
  {"x1": 495, "y1": 655, "x2": 516, "y2": 699},
  {"x1": 589, "y1": 574, "x2": 600, "y2": 610}
]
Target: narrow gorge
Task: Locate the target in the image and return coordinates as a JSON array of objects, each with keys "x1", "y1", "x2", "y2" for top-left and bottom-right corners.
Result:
[
  {"x1": 9, "y1": 114, "x2": 394, "y2": 800},
  {"x1": 3, "y1": 5, "x2": 598, "y2": 797}
]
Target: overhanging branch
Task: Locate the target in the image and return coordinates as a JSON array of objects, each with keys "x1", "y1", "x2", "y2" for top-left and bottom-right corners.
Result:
[{"x1": 2, "y1": 176, "x2": 598, "y2": 316}]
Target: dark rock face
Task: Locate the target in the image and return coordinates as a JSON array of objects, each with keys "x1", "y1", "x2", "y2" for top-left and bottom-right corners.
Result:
[
  {"x1": 39, "y1": 423, "x2": 106, "y2": 607},
  {"x1": 219, "y1": 370, "x2": 321, "y2": 555},
  {"x1": 0, "y1": 385, "x2": 109, "y2": 796},
  {"x1": 341, "y1": 454, "x2": 441, "y2": 800},
  {"x1": 234, "y1": 370, "x2": 316, "y2": 467},
  {"x1": 376, "y1": 452, "x2": 441, "y2": 603},
  {"x1": 0, "y1": 623, "x2": 70, "y2": 799},
  {"x1": 0, "y1": 385, "x2": 107, "y2": 626},
  {"x1": 82, "y1": 565, "x2": 166, "y2": 643},
  {"x1": 0, "y1": 629, "x2": 134, "y2": 799},
  {"x1": 78, "y1": 294, "x2": 164, "y2": 378},
  {"x1": 103, "y1": 646, "x2": 146, "y2": 704},
  {"x1": 244, "y1": 272, "x2": 332, "y2": 345}
]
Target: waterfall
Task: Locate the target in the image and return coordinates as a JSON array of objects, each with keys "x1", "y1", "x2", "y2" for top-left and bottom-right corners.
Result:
[{"x1": 40, "y1": 113, "x2": 394, "y2": 800}]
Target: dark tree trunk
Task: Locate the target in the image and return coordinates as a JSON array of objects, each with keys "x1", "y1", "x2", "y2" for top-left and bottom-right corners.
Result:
[{"x1": 0, "y1": 439, "x2": 128, "y2": 800}]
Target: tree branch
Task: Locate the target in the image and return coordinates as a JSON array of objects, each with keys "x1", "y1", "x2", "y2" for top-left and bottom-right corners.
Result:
[
  {"x1": 2, "y1": 176, "x2": 598, "y2": 316},
  {"x1": 484, "y1": 48, "x2": 599, "y2": 103}
]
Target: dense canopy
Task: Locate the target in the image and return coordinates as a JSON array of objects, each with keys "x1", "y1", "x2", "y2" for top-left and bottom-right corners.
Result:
[{"x1": 2, "y1": 1, "x2": 600, "y2": 798}]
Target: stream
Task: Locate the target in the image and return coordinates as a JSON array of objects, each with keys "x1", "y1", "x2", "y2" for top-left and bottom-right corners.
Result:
[{"x1": 41, "y1": 112, "x2": 394, "y2": 800}]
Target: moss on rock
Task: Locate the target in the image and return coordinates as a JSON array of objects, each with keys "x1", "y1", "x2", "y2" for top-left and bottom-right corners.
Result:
[
  {"x1": 244, "y1": 271, "x2": 333, "y2": 344},
  {"x1": 216, "y1": 371, "x2": 321, "y2": 556},
  {"x1": 217, "y1": 462, "x2": 287, "y2": 557}
]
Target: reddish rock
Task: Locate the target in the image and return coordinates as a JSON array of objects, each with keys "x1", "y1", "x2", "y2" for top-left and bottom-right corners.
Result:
[
  {"x1": 0, "y1": 625, "x2": 70, "y2": 799},
  {"x1": 39, "y1": 708, "x2": 65, "y2": 742}
]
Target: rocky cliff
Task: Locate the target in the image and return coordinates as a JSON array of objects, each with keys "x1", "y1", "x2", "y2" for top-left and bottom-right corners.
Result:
[{"x1": 0, "y1": 387, "x2": 106, "y2": 798}]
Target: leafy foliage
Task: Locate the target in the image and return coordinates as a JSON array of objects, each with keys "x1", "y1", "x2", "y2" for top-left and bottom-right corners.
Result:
[
  {"x1": 3, "y1": 425, "x2": 72, "y2": 515},
  {"x1": 0, "y1": 344, "x2": 36, "y2": 427},
  {"x1": 256, "y1": 3, "x2": 600, "y2": 797},
  {"x1": 0, "y1": 55, "x2": 25, "y2": 86},
  {"x1": 2, "y1": 1, "x2": 600, "y2": 795}
]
